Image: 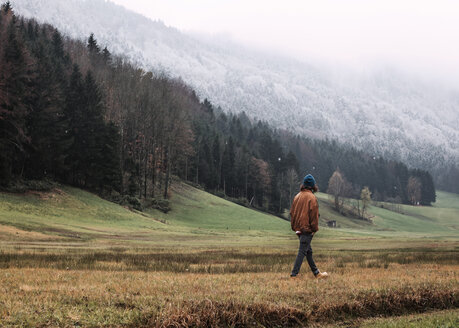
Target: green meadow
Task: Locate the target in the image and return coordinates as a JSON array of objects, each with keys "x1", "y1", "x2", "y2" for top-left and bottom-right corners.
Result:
[{"x1": 1, "y1": 182, "x2": 457, "y2": 250}]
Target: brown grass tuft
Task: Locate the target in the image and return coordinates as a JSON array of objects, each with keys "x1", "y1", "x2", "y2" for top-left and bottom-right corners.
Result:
[
  {"x1": 149, "y1": 286, "x2": 457, "y2": 327},
  {"x1": 316, "y1": 286, "x2": 458, "y2": 322},
  {"x1": 155, "y1": 300, "x2": 307, "y2": 328}
]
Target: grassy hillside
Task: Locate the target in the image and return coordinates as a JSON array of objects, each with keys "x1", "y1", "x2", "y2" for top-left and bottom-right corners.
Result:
[
  {"x1": 0, "y1": 183, "x2": 458, "y2": 251},
  {"x1": 0, "y1": 183, "x2": 294, "y2": 249},
  {"x1": 316, "y1": 191, "x2": 459, "y2": 238},
  {"x1": 369, "y1": 191, "x2": 459, "y2": 237},
  {"x1": 0, "y1": 187, "x2": 167, "y2": 242},
  {"x1": 146, "y1": 183, "x2": 287, "y2": 231},
  {"x1": 435, "y1": 191, "x2": 459, "y2": 209}
]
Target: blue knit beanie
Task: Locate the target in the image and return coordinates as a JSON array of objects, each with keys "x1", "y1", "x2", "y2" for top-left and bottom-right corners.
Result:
[{"x1": 303, "y1": 174, "x2": 316, "y2": 188}]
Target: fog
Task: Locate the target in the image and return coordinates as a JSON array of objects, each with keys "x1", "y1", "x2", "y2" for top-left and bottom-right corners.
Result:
[{"x1": 109, "y1": 0, "x2": 459, "y2": 86}]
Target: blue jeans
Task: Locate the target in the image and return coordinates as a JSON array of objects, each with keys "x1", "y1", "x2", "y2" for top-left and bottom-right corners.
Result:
[{"x1": 291, "y1": 233, "x2": 319, "y2": 276}]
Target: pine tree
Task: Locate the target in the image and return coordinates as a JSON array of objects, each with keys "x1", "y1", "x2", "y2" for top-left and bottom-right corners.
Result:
[
  {"x1": 221, "y1": 137, "x2": 235, "y2": 196},
  {"x1": 51, "y1": 30, "x2": 65, "y2": 59},
  {"x1": 1, "y1": 1, "x2": 11, "y2": 14},
  {"x1": 418, "y1": 170, "x2": 436, "y2": 205},
  {"x1": 26, "y1": 20, "x2": 37, "y2": 41},
  {"x1": 100, "y1": 122, "x2": 121, "y2": 192},
  {"x1": 83, "y1": 71, "x2": 106, "y2": 189},
  {"x1": 198, "y1": 140, "x2": 212, "y2": 188},
  {"x1": 87, "y1": 33, "x2": 100, "y2": 54},
  {"x1": 211, "y1": 134, "x2": 221, "y2": 189},
  {"x1": 285, "y1": 150, "x2": 299, "y2": 174},
  {"x1": 102, "y1": 46, "x2": 111, "y2": 64},
  {"x1": 64, "y1": 64, "x2": 86, "y2": 185}
]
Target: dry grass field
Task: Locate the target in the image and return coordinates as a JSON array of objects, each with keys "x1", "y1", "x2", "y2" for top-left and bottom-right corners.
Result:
[
  {"x1": 0, "y1": 247, "x2": 457, "y2": 327},
  {"x1": 0, "y1": 185, "x2": 458, "y2": 327}
]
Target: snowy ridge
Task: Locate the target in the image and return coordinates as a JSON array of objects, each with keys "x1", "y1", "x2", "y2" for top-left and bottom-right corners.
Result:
[{"x1": 10, "y1": 0, "x2": 459, "y2": 178}]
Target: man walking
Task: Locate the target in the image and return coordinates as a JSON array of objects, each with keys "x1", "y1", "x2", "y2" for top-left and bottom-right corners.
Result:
[{"x1": 290, "y1": 174, "x2": 328, "y2": 279}]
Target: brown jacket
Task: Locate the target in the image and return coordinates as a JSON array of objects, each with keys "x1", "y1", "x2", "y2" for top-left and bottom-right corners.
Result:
[{"x1": 290, "y1": 188, "x2": 319, "y2": 233}]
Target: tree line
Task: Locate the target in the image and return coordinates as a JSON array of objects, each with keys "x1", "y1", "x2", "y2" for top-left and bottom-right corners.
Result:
[
  {"x1": 188, "y1": 108, "x2": 436, "y2": 210},
  {"x1": 0, "y1": 3, "x2": 436, "y2": 216},
  {"x1": 284, "y1": 136, "x2": 436, "y2": 206}
]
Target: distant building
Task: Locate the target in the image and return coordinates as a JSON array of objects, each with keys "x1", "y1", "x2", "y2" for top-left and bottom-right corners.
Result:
[{"x1": 327, "y1": 220, "x2": 337, "y2": 228}]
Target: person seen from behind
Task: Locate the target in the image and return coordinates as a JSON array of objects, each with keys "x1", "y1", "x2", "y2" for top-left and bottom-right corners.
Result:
[{"x1": 290, "y1": 174, "x2": 329, "y2": 279}]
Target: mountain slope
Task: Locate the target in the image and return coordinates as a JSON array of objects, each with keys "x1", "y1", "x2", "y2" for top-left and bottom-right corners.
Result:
[{"x1": 10, "y1": 0, "x2": 459, "y2": 185}]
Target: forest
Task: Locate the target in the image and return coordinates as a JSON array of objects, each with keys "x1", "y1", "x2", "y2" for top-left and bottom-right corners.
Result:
[{"x1": 0, "y1": 3, "x2": 436, "y2": 215}]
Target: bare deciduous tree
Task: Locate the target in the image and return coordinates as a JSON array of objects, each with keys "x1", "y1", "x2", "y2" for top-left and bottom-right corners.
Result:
[
  {"x1": 327, "y1": 169, "x2": 351, "y2": 213},
  {"x1": 407, "y1": 176, "x2": 422, "y2": 205},
  {"x1": 360, "y1": 186, "x2": 372, "y2": 219}
]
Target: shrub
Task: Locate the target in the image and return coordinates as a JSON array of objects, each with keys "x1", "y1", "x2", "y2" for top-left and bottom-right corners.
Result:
[
  {"x1": 214, "y1": 190, "x2": 226, "y2": 198},
  {"x1": 145, "y1": 198, "x2": 171, "y2": 213},
  {"x1": 1, "y1": 179, "x2": 57, "y2": 193},
  {"x1": 121, "y1": 195, "x2": 143, "y2": 211},
  {"x1": 184, "y1": 181, "x2": 204, "y2": 190},
  {"x1": 101, "y1": 190, "x2": 123, "y2": 203},
  {"x1": 25, "y1": 179, "x2": 57, "y2": 191},
  {"x1": 232, "y1": 197, "x2": 249, "y2": 207}
]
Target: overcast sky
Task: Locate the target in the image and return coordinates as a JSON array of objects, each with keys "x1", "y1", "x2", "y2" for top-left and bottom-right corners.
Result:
[{"x1": 110, "y1": 0, "x2": 459, "y2": 84}]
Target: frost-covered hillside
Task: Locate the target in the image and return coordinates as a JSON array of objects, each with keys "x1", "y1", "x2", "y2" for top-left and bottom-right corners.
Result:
[{"x1": 10, "y1": 0, "x2": 459, "y2": 182}]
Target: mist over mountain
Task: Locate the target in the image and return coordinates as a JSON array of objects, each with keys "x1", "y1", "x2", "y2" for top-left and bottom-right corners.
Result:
[{"x1": 11, "y1": 0, "x2": 459, "y2": 189}]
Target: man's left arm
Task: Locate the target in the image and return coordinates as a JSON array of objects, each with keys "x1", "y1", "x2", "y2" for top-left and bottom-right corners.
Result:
[{"x1": 309, "y1": 198, "x2": 319, "y2": 232}]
